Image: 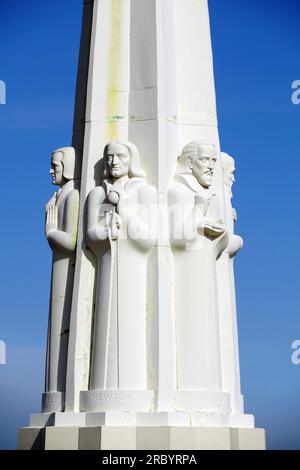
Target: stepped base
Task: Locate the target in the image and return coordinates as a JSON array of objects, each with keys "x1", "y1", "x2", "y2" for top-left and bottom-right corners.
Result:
[
  {"x1": 28, "y1": 410, "x2": 255, "y2": 428},
  {"x1": 18, "y1": 425, "x2": 266, "y2": 450}
]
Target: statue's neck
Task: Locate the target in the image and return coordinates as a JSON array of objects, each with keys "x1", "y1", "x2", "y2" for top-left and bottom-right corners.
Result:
[{"x1": 111, "y1": 175, "x2": 129, "y2": 185}]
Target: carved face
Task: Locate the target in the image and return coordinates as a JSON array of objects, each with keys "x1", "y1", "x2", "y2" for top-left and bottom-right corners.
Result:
[
  {"x1": 50, "y1": 152, "x2": 64, "y2": 186},
  {"x1": 224, "y1": 159, "x2": 235, "y2": 189},
  {"x1": 106, "y1": 142, "x2": 130, "y2": 180},
  {"x1": 188, "y1": 145, "x2": 217, "y2": 188}
]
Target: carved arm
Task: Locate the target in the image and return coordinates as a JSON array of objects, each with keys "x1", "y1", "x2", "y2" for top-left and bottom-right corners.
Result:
[{"x1": 46, "y1": 190, "x2": 79, "y2": 255}]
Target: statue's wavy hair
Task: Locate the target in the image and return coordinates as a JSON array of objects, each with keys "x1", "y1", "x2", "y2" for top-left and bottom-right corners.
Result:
[
  {"x1": 176, "y1": 140, "x2": 216, "y2": 175},
  {"x1": 220, "y1": 152, "x2": 235, "y2": 175},
  {"x1": 102, "y1": 141, "x2": 146, "y2": 179}
]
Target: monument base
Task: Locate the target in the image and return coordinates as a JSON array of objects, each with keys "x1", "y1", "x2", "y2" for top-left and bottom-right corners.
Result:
[
  {"x1": 18, "y1": 426, "x2": 266, "y2": 450},
  {"x1": 28, "y1": 410, "x2": 255, "y2": 428}
]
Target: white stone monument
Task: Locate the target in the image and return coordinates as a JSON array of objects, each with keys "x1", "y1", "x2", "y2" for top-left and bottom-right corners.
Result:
[{"x1": 19, "y1": 0, "x2": 266, "y2": 450}]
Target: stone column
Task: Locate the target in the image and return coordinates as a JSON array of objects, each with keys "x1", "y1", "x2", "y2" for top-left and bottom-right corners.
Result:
[{"x1": 19, "y1": 0, "x2": 266, "y2": 450}]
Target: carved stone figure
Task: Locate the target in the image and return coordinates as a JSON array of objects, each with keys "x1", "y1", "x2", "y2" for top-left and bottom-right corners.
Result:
[
  {"x1": 221, "y1": 152, "x2": 243, "y2": 257},
  {"x1": 43, "y1": 147, "x2": 80, "y2": 413},
  {"x1": 19, "y1": 0, "x2": 265, "y2": 449},
  {"x1": 168, "y1": 141, "x2": 229, "y2": 414},
  {"x1": 81, "y1": 141, "x2": 157, "y2": 412},
  {"x1": 218, "y1": 152, "x2": 244, "y2": 416}
]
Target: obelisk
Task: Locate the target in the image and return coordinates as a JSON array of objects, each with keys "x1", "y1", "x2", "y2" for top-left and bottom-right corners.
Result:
[{"x1": 19, "y1": 0, "x2": 266, "y2": 450}]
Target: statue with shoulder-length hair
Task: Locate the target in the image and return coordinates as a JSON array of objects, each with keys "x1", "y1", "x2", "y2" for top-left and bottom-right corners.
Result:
[
  {"x1": 42, "y1": 147, "x2": 81, "y2": 413},
  {"x1": 217, "y1": 152, "x2": 245, "y2": 417},
  {"x1": 221, "y1": 152, "x2": 243, "y2": 257},
  {"x1": 168, "y1": 140, "x2": 230, "y2": 416},
  {"x1": 81, "y1": 140, "x2": 157, "y2": 413}
]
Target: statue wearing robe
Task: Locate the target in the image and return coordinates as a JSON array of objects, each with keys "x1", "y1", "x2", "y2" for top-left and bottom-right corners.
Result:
[
  {"x1": 43, "y1": 147, "x2": 80, "y2": 413},
  {"x1": 81, "y1": 141, "x2": 157, "y2": 413},
  {"x1": 217, "y1": 152, "x2": 244, "y2": 417},
  {"x1": 168, "y1": 141, "x2": 229, "y2": 415}
]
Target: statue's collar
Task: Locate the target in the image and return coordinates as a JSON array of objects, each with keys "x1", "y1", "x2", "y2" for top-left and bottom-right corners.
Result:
[
  {"x1": 57, "y1": 179, "x2": 75, "y2": 197},
  {"x1": 103, "y1": 176, "x2": 128, "y2": 195},
  {"x1": 175, "y1": 173, "x2": 214, "y2": 197},
  {"x1": 63, "y1": 179, "x2": 75, "y2": 189},
  {"x1": 103, "y1": 176, "x2": 144, "y2": 196}
]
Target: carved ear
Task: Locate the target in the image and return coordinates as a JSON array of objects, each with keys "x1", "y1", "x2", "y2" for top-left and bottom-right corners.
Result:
[{"x1": 186, "y1": 157, "x2": 194, "y2": 171}]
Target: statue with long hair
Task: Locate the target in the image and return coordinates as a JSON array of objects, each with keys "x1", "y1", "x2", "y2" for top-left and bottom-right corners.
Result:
[{"x1": 81, "y1": 141, "x2": 157, "y2": 413}]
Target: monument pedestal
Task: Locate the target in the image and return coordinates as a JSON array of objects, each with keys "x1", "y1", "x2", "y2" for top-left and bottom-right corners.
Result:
[
  {"x1": 19, "y1": 0, "x2": 266, "y2": 451},
  {"x1": 18, "y1": 425, "x2": 266, "y2": 450},
  {"x1": 28, "y1": 410, "x2": 255, "y2": 428}
]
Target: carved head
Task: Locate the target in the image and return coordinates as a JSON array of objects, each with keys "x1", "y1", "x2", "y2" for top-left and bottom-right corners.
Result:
[
  {"x1": 50, "y1": 147, "x2": 80, "y2": 186},
  {"x1": 103, "y1": 141, "x2": 146, "y2": 181},
  {"x1": 177, "y1": 141, "x2": 217, "y2": 188},
  {"x1": 221, "y1": 152, "x2": 235, "y2": 190}
]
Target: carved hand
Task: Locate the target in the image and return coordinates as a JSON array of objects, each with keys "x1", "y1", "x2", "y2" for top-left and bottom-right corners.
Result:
[
  {"x1": 46, "y1": 205, "x2": 58, "y2": 238},
  {"x1": 204, "y1": 219, "x2": 226, "y2": 238},
  {"x1": 110, "y1": 211, "x2": 122, "y2": 241},
  {"x1": 103, "y1": 210, "x2": 122, "y2": 241}
]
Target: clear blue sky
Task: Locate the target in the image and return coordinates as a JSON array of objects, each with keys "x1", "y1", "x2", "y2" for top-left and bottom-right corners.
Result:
[{"x1": 0, "y1": 0, "x2": 299, "y2": 450}]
